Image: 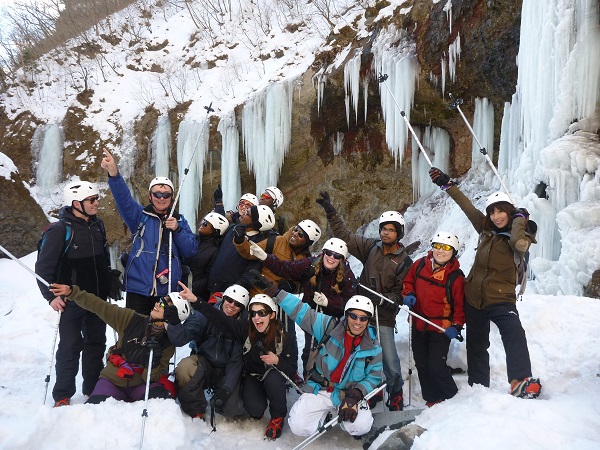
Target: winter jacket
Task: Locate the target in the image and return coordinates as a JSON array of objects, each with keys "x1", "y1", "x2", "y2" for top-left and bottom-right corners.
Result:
[
  {"x1": 263, "y1": 255, "x2": 357, "y2": 318},
  {"x1": 329, "y1": 215, "x2": 412, "y2": 327},
  {"x1": 67, "y1": 286, "x2": 174, "y2": 388},
  {"x1": 194, "y1": 301, "x2": 296, "y2": 379},
  {"x1": 276, "y1": 291, "x2": 383, "y2": 407},
  {"x1": 108, "y1": 172, "x2": 197, "y2": 296},
  {"x1": 234, "y1": 226, "x2": 310, "y2": 286},
  {"x1": 166, "y1": 303, "x2": 244, "y2": 395},
  {"x1": 446, "y1": 185, "x2": 537, "y2": 309},
  {"x1": 184, "y1": 234, "x2": 221, "y2": 300},
  {"x1": 402, "y1": 252, "x2": 465, "y2": 332},
  {"x1": 207, "y1": 227, "x2": 264, "y2": 293},
  {"x1": 36, "y1": 206, "x2": 110, "y2": 302}
]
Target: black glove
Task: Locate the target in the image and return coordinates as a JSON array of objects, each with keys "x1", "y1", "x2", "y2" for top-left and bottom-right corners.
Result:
[
  {"x1": 429, "y1": 167, "x2": 451, "y2": 187},
  {"x1": 513, "y1": 208, "x2": 530, "y2": 221},
  {"x1": 248, "y1": 269, "x2": 280, "y2": 297},
  {"x1": 338, "y1": 388, "x2": 362, "y2": 423},
  {"x1": 213, "y1": 184, "x2": 223, "y2": 205},
  {"x1": 379, "y1": 297, "x2": 400, "y2": 314},
  {"x1": 107, "y1": 269, "x2": 123, "y2": 300},
  {"x1": 163, "y1": 303, "x2": 181, "y2": 326},
  {"x1": 210, "y1": 386, "x2": 230, "y2": 408},
  {"x1": 233, "y1": 225, "x2": 246, "y2": 244},
  {"x1": 316, "y1": 191, "x2": 337, "y2": 219}
]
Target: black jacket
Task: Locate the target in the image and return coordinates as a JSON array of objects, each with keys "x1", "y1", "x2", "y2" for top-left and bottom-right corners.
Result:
[{"x1": 184, "y1": 234, "x2": 221, "y2": 301}]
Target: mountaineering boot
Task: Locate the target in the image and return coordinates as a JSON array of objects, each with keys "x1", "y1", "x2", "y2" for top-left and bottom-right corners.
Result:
[
  {"x1": 387, "y1": 391, "x2": 404, "y2": 411},
  {"x1": 264, "y1": 417, "x2": 284, "y2": 440},
  {"x1": 54, "y1": 398, "x2": 70, "y2": 408},
  {"x1": 368, "y1": 390, "x2": 384, "y2": 409},
  {"x1": 425, "y1": 400, "x2": 442, "y2": 408},
  {"x1": 510, "y1": 377, "x2": 542, "y2": 399}
]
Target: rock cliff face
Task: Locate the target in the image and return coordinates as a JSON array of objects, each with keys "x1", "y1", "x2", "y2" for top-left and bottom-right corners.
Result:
[{"x1": 0, "y1": 0, "x2": 521, "y2": 255}]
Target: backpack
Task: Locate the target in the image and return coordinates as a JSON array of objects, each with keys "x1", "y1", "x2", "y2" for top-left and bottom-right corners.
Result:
[
  {"x1": 37, "y1": 218, "x2": 74, "y2": 256},
  {"x1": 414, "y1": 258, "x2": 463, "y2": 323}
]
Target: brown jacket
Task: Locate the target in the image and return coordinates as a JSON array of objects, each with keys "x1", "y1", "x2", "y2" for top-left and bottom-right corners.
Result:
[
  {"x1": 446, "y1": 185, "x2": 536, "y2": 309},
  {"x1": 329, "y1": 215, "x2": 411, "y2": 327}
]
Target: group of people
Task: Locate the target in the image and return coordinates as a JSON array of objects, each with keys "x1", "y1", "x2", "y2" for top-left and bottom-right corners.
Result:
[{"x1": 35, "y1": 147, "x2": 542, "y2": 443}]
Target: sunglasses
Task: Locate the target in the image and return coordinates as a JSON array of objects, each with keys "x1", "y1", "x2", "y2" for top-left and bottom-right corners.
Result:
[
  {"x1": 323, "y1": 249, "x2": 344, "y2": 260},
  {"x1": 83, "y1": 196, "x2": 100, "y2": 204},
  {"x1": 432, "y1": 243, "x2": 453, "y2": 251},
  {"x1": 261, "y1": 193, "x2": 273, "y2": 200},
  {"x1": 200, "y1": 219, "x2": 210, "y2": 228},
  {"x1": 249, "y1": 309, "x2": 270, "y2": 318},
  {"x1": 152, "y1": 191, "x2": 173, "y2": 199},
  {"x1": 293, "y1": 226, "x2": 306, "y2": 239},
  {"x1": 346, "y1": 311, "x2": 370, "y2": 322},
  {"x1": 223, "y1": 296, "x2": 245, "y2": 309}
]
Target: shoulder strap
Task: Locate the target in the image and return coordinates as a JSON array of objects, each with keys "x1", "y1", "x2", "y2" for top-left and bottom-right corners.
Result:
[
  {"x1": 444, "y1": 269, "x2": 463, "y2": 321},
  {"x1": 265, "y1": 233, "x2": 277, "y2": 255},
  {"x1": 365, "y1": 240, "x2": 379, "y2": 260}
]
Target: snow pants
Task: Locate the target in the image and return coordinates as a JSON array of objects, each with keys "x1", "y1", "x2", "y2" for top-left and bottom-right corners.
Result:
[
  {"x1": 288, "y1": 391, "x2": 373, "y2": 437},
  {"x1": 53, "y1": 301, "x2": 106, "y2": 401},
  {"x1": 411, "y1": 328, "x2": 457, "y2": 403},
  {"x1": 465, "y1": 302, "x2": 532, "y2": 386},
  {"x1": 175, "y1": 354, "x2": 244, "y2": 417},
  {"x1": 86, "y1": 377, "x2": 171, "y2": 403},
  {"x1": 242, "y1": 370, "x2": 287, "y2": 420}
]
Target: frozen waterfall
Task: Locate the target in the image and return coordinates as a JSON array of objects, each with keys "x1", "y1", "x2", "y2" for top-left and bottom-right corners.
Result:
[
  {"x1": 152, "y1": 115, "x2": 171, "y2": 178},
  {"x1": 218, "y1": 111, "x2": 242, "y2": 211},
  {"x1": 32, "y1": 124, "x2": 63, "y2": 194}
]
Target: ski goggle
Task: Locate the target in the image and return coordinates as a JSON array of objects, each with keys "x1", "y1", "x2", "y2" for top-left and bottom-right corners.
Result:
[
  {"x1": 432, "y1": 243, "x2": 453, "y2": 251},
  {"x1": 260, "y1": 193, "x2": 273, "y2": 200},
  {"x1": 323, "y1": 249, "x2": 344, "y2": 260},
  {"x1": 223, "y1": 296, "x2": 245, "y2": 309},
  {"x1": 152, "y1": 191, "x2": 173, "y2": 199},
  {"x1": 249, "y1": 309, "x2": 270, "y2": 318},
  {"x1": 346, "y1": 311, "x2": 369, "y2": 322}
]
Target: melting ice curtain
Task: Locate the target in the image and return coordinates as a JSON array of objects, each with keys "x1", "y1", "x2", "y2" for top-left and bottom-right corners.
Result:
[
  {"x1": 218, "y1": 111, "x2": 242, "y2": 211},
  {"x1": 33, "y1": 124, "x2": 63, "y2": 193},
  {"x1": 242, "y1": 79, "x2": 294, "y2": 196},
  {"x1": 152, "y1": 115, "x2": 171, "y2": 178}
]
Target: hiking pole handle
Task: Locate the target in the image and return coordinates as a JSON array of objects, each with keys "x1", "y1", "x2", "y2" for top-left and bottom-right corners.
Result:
[
  {"x1": 0, "y1": 244, "x2": 50, "y2": 287},
  {"x1": 378, "y1": 74, "x2": 433, "y2": 167}
]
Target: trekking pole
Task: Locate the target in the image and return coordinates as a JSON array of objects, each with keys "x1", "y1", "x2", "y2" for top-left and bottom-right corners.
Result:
[
  {"x1": 139, "y1": 337, "x2": 159, "y2": 450},
  {"x1": 0, "y1": 244, "x2": 63, "y2": 403},
  {"x1": 407, "y1": 314, "x2": 413, "y2": 407},
  {"x1": 370, "y1": 277, "x2": 380, "y2": 341},
  {"x1": 291, "y1": 383, "x2": 387, "y2": 450},
  {"x1": 448, "y1": 93, "x2": 515, "y2": 204},
  {"x1": 378, "y1": 74, "x2": 433, "y2": 167},
  {"x1": 256, "y1": 341, "x2": 303, "y2": 395},
  {"x1": 358, "y1": 283, "x2": 463, "y2": 341}
]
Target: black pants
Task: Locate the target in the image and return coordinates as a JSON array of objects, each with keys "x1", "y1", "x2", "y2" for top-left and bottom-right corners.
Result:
[
  {"x1": 465, "y1": 302, "x2": 532, "y2": 386},
  {"x1": 411, "y1": 328, "x2": 457, "y2": 403},
  {"x1": 242, "y1": 370, "x2": 288, "y2": 419},
  {"x1": 281, "y1": 312, "x2": 299, "y2": 375},
  {"x1": 126, "y1": 292, "x2": 161, "y2": 316},
  {"x1": 53, "y1": 301, "x2": 106, "y2": 400}
]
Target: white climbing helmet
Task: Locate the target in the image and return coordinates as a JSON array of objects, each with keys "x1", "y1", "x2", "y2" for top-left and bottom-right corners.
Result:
[
  {"x1": 485, "y1": 191, "x2": 515, "y2": 209},
  {"x1": 222, "y1": 284, "x2": 250, "y2": 308},
  {"x1": 64, "y1": 181, "x2": 99, "y2": 206},
  {"x1": 248, "y1": 294, "x2": 277, "y2": 313},
  {"x1": 149, "y1": 176, "x2": 174, "y2": 193},
  {"x1": 322, "y1": 237, "x2": 349, "y2": 259},
  {"x1": 431, "y1": 231, "x2": 460, "y2": 253},
  {"x1": 296, "y1": 219, "x2": 322, "y2": 245},
  {"x1": 344, "y1": 295, "x2": 374, "y2": 317},
  {"x1": 378, "y1": 211, "x2": 405, "y2": 238},
  {"x1": 166, "y1": 292, "x2": 191, "y2": 322},
  {"x1": 255, "y1": 205, "x2": 275, "y2": 231},
  {"x1": 203, "y1": 212, "x2": 229, "y2": 236},
  {"x1": 263, "y1": 186, "x2": 284, "y2": 208},
  {"x1": 239, "y1": 193, "x2": 259, "y2": 207}
]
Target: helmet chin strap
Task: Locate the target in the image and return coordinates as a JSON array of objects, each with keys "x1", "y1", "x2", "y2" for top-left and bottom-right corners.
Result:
[{"x1": 71, "y1": 201, "x2": 90, "y2": 218}]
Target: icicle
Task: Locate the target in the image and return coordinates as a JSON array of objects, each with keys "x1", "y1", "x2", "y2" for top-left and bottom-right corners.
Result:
[
  {"x1": 217, "y1": 111, "x2": 242, "y2": 211},
  {"x1": 448, "y1": 33, "x2": 460, "y2": 83},
  {"x1": 443, "y1": 0, "x2": 453, "y2": 34},
  {"x1": 343, "y1": 51, "x2": 362, "y2": 128},
  {"x1": 152, "y1": 115, "x2": 171, "y2": 178},
  {"x1": 311, "y1": 69, "x2": 327, "y2": 116},
  {"x1": 332, "y1": 132, "x2": 344, "y2": 156},
  {"x1": 470, "y1": 98, "x2": 495, "y2": 187},
  {"x1": 441, "y1": 53, "x2": 447, "y2": 97},
  {"x1": 411, "y1": 125, "x2": 450, "y2": 202}
]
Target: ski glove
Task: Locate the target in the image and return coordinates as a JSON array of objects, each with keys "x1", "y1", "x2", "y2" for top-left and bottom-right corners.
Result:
[
  {"x1": 313, "y1": 292, "x2": 328, "y2": 307},
  {"x1": 249, "y1": 241, "x2": 268, "y2": 261},
  {"x1": 378, "y1": 297, "x2": 400, "y2": 314},
  {"x1": 163, "y1": 303, "x2": 181, "y2": 326},
  {"x1": 403, "y1": 294, "x2": 416, "y2": 308},
  {"x1": 213, "y1": 184, "x2": 223, "y2": 204},
  {"x1": 316, "y1": 191, "x2": 337, "y2": 219},
  {"x1": 444, "y1": 324, "x2": 463, "y2": 340},
  {"x1": 248, "y1": 269, "x2": 280, "y2": 297},
  {"x1": 338, "y1": 388, "x2": 362, "y2": 423},
  {"x1": 210, "y1": 386, "x2": 230, "y2": 408},
  {"x1": 233, "y1": 225, "x2": 246, "y2": 244},
  {"x1": 429, "y1": 167, "x2": 452, "y2": 188}
]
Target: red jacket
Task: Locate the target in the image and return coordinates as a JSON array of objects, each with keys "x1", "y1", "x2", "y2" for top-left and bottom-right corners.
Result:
[{"x1": 402, "y1": 252, "x2": 465, "y2": 333}]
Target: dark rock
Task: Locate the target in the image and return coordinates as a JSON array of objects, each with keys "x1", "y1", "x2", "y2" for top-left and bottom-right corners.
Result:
[
  {"x1": 377, "y1": 423, "x2": 427, "y2": 450},
  {"x1": 585, "y1": 270, "x2": 600, "y2": 299}
]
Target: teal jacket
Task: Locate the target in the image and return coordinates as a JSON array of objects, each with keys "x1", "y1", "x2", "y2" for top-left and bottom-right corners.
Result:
[{"x1": 275, "y1": 291, "x2": 383, "y2": 407}]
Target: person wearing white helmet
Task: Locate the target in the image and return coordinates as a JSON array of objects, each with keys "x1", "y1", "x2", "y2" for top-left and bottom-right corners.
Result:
[
  {"x1": 429, "y1": 167, "x2": 541, "y2": 399},
  {"x1": 100, "y1": 148, "x2": 198, "y2": 315},
  {"x1": 317, "y1": 191, "x2": 412, "y2": 411},
  {"x1": 35, "y1": 180, "x2": 111, "y2": 407},
  {"x1": 49, "y1": 283, "x2": 186, "y2": 404},
  {"x1": 248, "y1": 271, "x2": 382, "y2": 439},
  {"x1": 180, "y1": 285, "x2": 296, "y2": 441},
  {"x1": 168, "y1": 283, "x2": 248, "y2": 419},
  {"x1": 259, "y1": 186, "x2": 288, "y2": 234},
  {"x1": 184, "y1": 211, "x2": 230, "y2": 301},
  {"x1": 401, "y1": 231, "x2": 466, "y2": 407}
]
